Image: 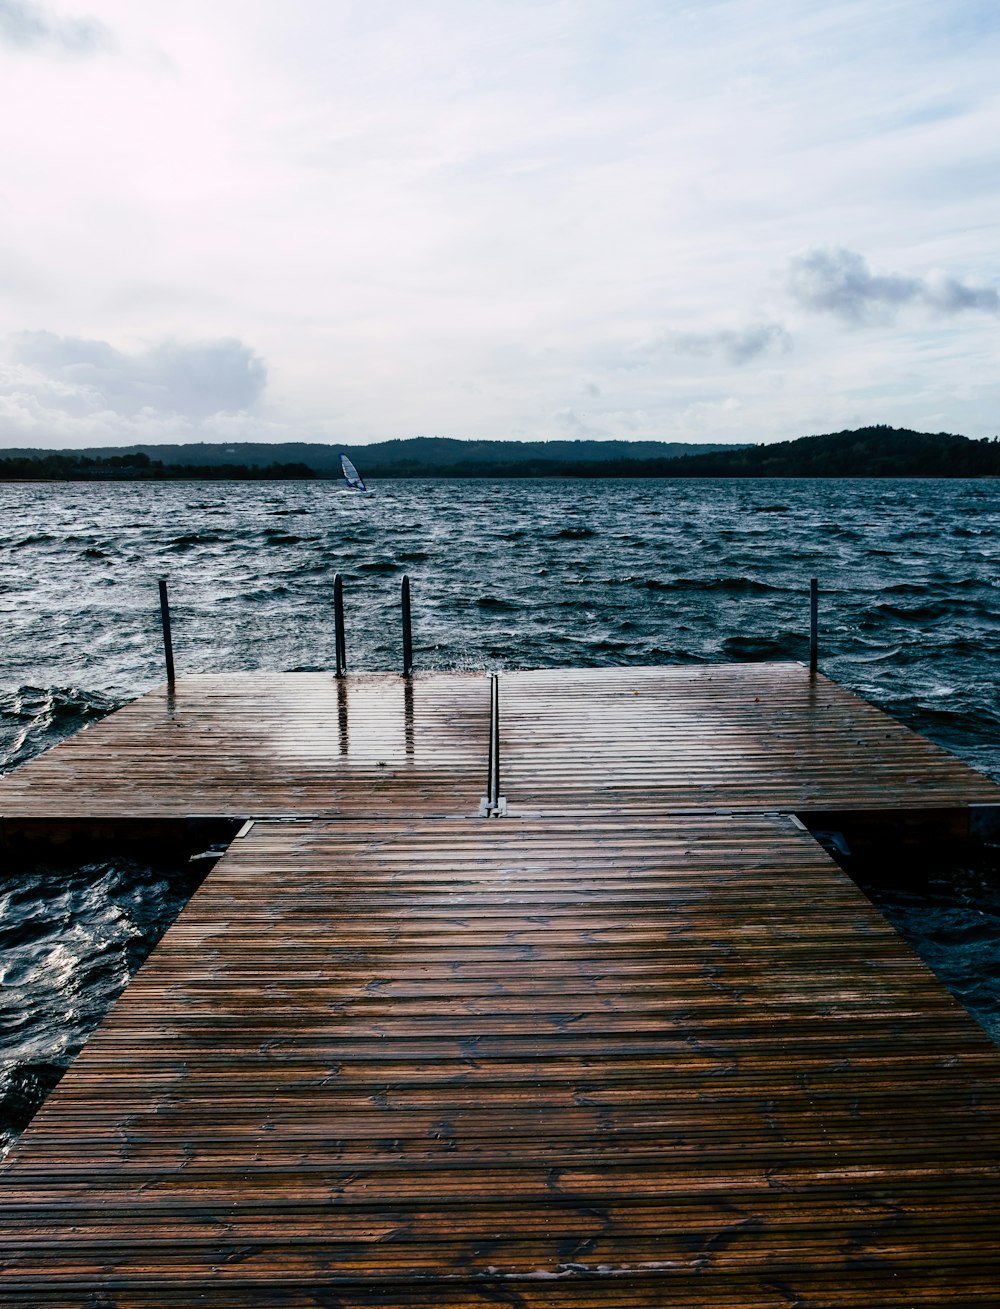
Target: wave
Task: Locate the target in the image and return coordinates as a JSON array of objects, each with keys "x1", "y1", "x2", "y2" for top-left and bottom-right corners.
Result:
[
  {"x1": 358, "y1": 559, "x2": 402, "y2": 573},
  {"x1": 0, "y1": 857, "x2": 204, "y2": 1154},
  {"x1": 870, "y1": 601, "x2": 966, "y2": 622},
  {"x1": 167, "y1": 531, "x2": 229, "y2": 549},
  {"x1": 722, "y1": 634, "x2": 804, "y2": 660},
  {"x1": 263, "y1": 530, "x2": 309, "y2": 545},
  {"x1": 0, "y1": 687, "x2": 120, "y2": 772},
  {"x1": 11, "y1": 534, "x2": 55, "y2": 548},
  {"x1": 644, "y1": 576, "x2": 782, "y2": 593}
]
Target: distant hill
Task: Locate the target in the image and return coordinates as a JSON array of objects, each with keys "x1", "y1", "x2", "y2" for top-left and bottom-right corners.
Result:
[
  {"x1": 614, "y1": 426, "x2": 1000, "y2": 478},
  {"x1": 0, "y1": 436, "x2": 742, "y2": 478},
  {"x1": 1, "y1": 427, "x2": 997, "y2": 479},
  {"x1": 0, "y1": 451, "x2": 317, "y2": 482}
]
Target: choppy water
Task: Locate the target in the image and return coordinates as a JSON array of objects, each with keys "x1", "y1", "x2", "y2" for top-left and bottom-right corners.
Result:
[
  {"x1": 850, "y1": 848, "x2": 1000, "y2": 1046},
  {"x1": 2, "y1": 476, "x2": 1000, "y2": 1145},
  {"x1": 0, "y1": 859, "x2": 203, "y2": 1152}
]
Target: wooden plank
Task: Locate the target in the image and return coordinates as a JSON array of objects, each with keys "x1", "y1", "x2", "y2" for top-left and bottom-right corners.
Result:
[{"x1": 2, "y1": 815, "x2": 999, "y2": 1303}]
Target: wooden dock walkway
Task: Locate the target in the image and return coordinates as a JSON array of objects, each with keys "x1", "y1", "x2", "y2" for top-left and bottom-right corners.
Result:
[{"x1": 2, "y1": 664, "x2": 1000, "y2": 1304}]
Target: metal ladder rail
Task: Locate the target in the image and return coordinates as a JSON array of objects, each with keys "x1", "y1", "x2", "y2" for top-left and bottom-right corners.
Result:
[{"x1": 479, "y1": 672, "x2": 506, "y2": 817}]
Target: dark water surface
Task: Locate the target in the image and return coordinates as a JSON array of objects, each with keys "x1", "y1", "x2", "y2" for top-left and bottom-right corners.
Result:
[
  {"x1": 0, "y1": 859, "x2": 203, "y2": 1152},
  {"x1": 2, "y1": 477, "x2": 1000, "y2": 1147}
]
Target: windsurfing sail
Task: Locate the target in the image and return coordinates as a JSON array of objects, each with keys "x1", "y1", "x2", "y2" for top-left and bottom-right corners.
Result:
[{"x1": 340, "y1": 453, "x2": 367, "y2": 492}]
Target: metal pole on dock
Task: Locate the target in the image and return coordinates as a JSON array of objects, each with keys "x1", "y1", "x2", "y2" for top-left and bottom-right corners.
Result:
[
  {"x1": 809, "y1": 577, "x2": 818, "y2": 677},
  {"x1": 401, "y1": 575, "x2": 413, "y2": 677},
  {"x1": 490, "y1": 672, "x2": 500, "y2": 809},
  {"x1": 334, "y1": 573, "x2": 347, "y2": 678},
  {"x1": 157, "y1": 578, "x2": 175, "y2": 688},
  {"x1": 479, "y1": 672, "x2": 506, "y2": 816}
]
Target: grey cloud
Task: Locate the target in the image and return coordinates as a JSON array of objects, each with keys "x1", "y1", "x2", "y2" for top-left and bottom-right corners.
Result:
[
  {"x1": 671, "y1": 322, "x2": 791, "y2": 365},
  {"x1": 788, "y1": 247, "x2": 999, "y2": 322},
  {"x1": 923, "y1": 273, "x2": 1000, "y2": 314},
  {"x1": 9, "y1": 331, "x2": 267, "y2": 417},
  {"x1": 553, "y1": 408, "x2": 607, "y2": 439},
  {"x1": 0, "y1": 0, "x2": 110, "y2": 53}
]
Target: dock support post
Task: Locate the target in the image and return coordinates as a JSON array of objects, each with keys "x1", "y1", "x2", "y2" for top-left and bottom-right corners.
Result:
[
  {"x1": 809, "y1": 577, "x2": 818, "y2": 677},
  {"x1": 157, "y1": 578, "x2": 175, "y2": 688},
  {"x1": 334, "y1": 574, "x2": 347, "y2": 678},
  {"x1": 401, "y1": 575, "x2": 413, "y2": 677}
]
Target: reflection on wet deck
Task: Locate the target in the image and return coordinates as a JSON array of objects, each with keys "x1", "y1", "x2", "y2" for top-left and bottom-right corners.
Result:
[{"x1": 0, "y1": 672, "x2": 489, "y2": 819}]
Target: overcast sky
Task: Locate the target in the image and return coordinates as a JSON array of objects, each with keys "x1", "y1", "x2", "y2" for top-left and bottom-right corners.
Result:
[{"x1": 1, "y1": 0, "x2": 998, "y2": 448}]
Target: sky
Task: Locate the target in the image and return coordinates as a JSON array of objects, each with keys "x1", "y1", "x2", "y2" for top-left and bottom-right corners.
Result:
[{"x1": 0, "y1": 0, "x2": 998, "y2": 449}]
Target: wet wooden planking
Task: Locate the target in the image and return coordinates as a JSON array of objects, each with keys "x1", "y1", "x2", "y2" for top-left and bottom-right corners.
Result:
[
  {"x1": 3, "y1": 815, "x2": 1000, "y2": 1304},
  {"x1": 0, "y1": 672, "x2": 490, "y2": 820},
  {"x1": 499, "y1": 664, "x2": 1000, "y2": 813},
  {"x1": 3, "y1": 665, "x2": 999, "y2": 827}
]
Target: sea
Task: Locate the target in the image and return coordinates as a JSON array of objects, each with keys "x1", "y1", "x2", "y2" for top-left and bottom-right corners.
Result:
[{"x1": 2, "y1": 475, "x2": 1000, "y2": 1150}]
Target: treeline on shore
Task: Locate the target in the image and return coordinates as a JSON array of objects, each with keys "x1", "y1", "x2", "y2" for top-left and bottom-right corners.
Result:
[
  {"x1": 357, "y1": 428, "x2": 1000, "y2": 478},
  {"x1": 0, "y1": 452, "x2": 317, "y2": 481},
  {"x1": 618, "y1": 426, "x2": 1000, "y2": 478},
  {"x1": 2, "y1": 426, "x2": 998, "y2": 480}
]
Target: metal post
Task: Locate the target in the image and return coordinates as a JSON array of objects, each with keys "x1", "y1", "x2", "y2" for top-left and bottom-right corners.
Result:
[
  {"x1": 489, "y1": 672, "x2": 500, "y2": 808},
  {"x1": 158, "y1": 578, "x2": 175, "y2": 687},
  {"x1": 334, "y1": 573, "x2": 347, "y2": 678},
  {"x1": 809, "y1": 577, "x2": 818, "y2": 677},
  {"x1": 479, "y1": 672, "x2": 506, "y2": 816},
  {"x1": 401, "y1": 575, "x2": 413, "y2": 677}
]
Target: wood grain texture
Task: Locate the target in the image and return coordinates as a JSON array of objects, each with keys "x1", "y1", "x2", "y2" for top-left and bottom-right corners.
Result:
[{"x1": 2, "y1": 815, "x2": 1000, "y2": 1304}]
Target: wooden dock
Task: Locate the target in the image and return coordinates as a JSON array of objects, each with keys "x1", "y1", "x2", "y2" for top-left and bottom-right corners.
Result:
[{"x1": 2, "y1": 663, "x2": 1000, "y2": 1304}]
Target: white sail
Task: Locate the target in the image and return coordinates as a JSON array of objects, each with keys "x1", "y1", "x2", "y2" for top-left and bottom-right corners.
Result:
[{"x1": 340, "y1": 453, "x2": 367, "y2": 492}]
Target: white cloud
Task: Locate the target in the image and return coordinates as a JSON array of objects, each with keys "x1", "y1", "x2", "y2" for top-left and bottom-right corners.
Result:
[
  {"x1": 8, "y1": 331, "x2": 266, "y2": 416},
  {"x1": 0, "y1": 332, "x2": 268, "y2": 443}
]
